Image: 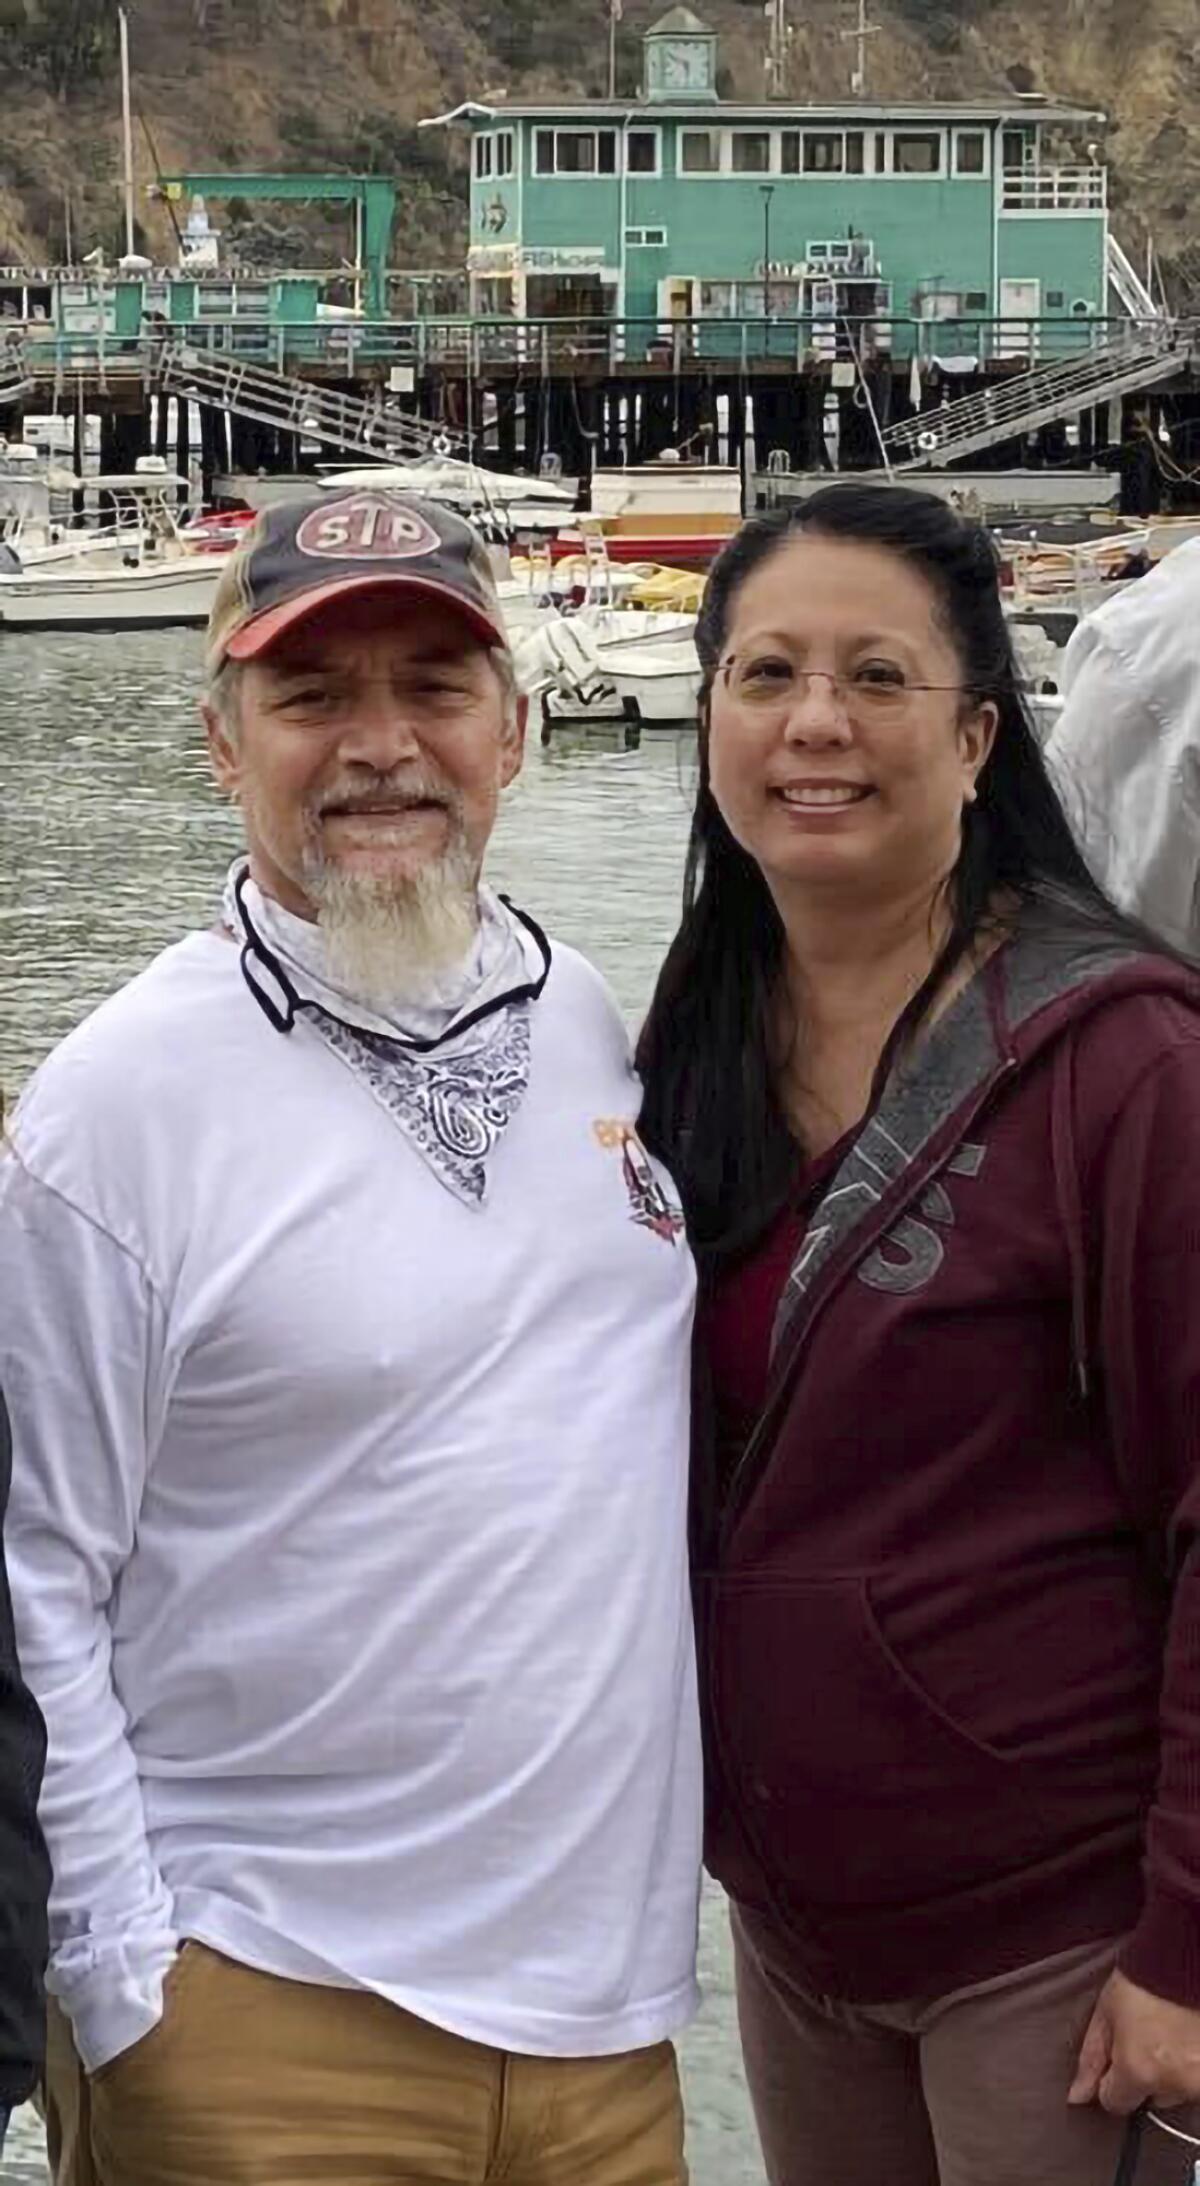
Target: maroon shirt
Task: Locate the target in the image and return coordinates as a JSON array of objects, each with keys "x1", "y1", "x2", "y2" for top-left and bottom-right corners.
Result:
[{"x1": 696, "y1": 961, "x2": 1200, "y2": 2010}]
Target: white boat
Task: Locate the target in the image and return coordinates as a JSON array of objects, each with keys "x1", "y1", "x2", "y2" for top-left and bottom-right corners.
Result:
[
  {"x1": 215, "y1": 459, "x2": 578, "y2": 542},
  {"x1": 538, "y1": 610, "x2": 701, "y2": 726},
  {"x1": 0, "y1": 553, "x2": 223, "y2": 631},
  {"x1": 0, "y1": 471, "x2": 224, "y2": 631}
]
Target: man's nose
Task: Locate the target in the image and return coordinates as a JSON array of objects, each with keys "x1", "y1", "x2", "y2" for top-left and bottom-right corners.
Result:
[{"x1": 336, "y1": 688, "x2": 423, "y2": 769}]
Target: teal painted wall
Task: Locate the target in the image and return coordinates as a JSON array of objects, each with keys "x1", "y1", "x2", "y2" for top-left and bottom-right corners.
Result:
[{"x1": 997, "y1": 215, "x2": 1106, "y2": 323}]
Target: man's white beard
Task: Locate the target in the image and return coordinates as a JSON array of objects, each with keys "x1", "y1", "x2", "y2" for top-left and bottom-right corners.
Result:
[{"x1": 303, "y1": 841, "x2": 480, "y2": 1010}]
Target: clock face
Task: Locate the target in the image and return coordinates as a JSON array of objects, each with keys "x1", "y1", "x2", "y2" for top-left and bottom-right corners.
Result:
[{"x1": 662, "y1": 40, "x2": 708, "y2": 89}]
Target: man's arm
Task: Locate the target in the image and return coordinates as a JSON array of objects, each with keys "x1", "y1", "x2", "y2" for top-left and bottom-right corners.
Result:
[
  {"x1": 1070, "y1": 1023, "x2": 1200, "y2": 2108},
  {"x1": 1045, "y1": 628, "x2": 1200, "y2": 950},
  {"x1": 0, "y1": 1148, "x2": 179, "y2": 2073},
  {"x1": 0, "y1": 1392, "x2": 49, "y2": 2113}
]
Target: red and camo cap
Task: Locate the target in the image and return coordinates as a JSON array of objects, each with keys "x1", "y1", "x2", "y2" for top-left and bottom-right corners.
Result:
[{"x1": 206, "y1": 488, "x2": 508, "y2": 674}]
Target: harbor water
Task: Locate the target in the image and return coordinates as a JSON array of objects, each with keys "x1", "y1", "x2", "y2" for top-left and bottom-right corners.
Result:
[{"x1": 0, "y1": 630, "x2": 764, "y2": 2183}]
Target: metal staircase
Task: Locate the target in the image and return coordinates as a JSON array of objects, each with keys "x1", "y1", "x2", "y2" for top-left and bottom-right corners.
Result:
[
  {"x1": 147, "y1": 341, "x2": 467, "y2": 465},
  {"x1": 0, "y1": 333, "x2": 32, "y2": 406},
  {"x1": 883, "y1": 323, "x2": 1186, "y2": 471},
  {"x1": 1107, "y1": 234, "x2": 1161, "y2": 323}
]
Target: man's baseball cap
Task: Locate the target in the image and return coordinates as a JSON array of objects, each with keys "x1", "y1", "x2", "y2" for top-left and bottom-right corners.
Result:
[{"x1": 206, "y1": 488, "x2": 508, "y2": 673}]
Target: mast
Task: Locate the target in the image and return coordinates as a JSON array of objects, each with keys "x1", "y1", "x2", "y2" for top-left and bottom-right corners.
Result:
[
  {"x1": 764, "y1": 0, "x2": 790, "y2": 98},
  {"x1": 118, "y1": 6, "x2": 136, "y2": 258},
  {"x1": 842, "y1": 0, "x2": 879, "y2": 96}
]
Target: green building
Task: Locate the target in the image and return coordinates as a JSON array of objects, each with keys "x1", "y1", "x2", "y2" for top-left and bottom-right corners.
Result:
[{"x1": 437, "y1": 6, "x2": 1112, "y2": 362}]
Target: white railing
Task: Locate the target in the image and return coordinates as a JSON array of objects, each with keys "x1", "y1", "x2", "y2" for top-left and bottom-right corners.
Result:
[
  {"x1": 1107, "y1": 233, "x2": 1160, "y2": 322},
  {"x1": 1001, "y1": 166, "x2": 1106, "y2": 213}
]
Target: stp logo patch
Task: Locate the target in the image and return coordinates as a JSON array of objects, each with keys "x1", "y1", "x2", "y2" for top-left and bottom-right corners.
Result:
[{"x1": 295, "y1": 495, "x2": 441, "y2": 562}]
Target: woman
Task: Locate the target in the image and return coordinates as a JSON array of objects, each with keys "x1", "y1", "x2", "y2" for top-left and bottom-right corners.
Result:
[{"x1": 638, "y1": 484, "x2": 1200, "y2": 2186}]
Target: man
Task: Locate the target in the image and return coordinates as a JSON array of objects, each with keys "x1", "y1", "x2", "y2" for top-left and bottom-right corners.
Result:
[
  {"x1": 0, "y1": 1395, "x2": 50, "y2": 2155},
  {"x1": 1045, "y1": 537, "x2": 1200, "y2": 946},
  {"x1": 0, "y1": 489, "x2": 701, "y2": 2185}
]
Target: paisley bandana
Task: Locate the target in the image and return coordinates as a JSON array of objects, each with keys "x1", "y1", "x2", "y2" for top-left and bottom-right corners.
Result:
[{"x1": 222, "y1": 862, "x2": 549, "y2": 1207}]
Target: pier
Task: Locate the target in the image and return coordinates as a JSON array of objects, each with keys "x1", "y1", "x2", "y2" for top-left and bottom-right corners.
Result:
[{"x1": 3, "y1": 300, "x2": 1199, "y2": 516}]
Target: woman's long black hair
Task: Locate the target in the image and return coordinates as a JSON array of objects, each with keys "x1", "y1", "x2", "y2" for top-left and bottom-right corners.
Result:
[{"x1": 637, "y1": 481, "x2": 1175, "y2": 1256}]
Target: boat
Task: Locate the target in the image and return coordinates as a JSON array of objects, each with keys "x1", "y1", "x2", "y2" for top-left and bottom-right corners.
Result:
[
  {"x1": 211, "y1": 459, "x2": 578, "y2": 543},
  {"x1": 556, "y1": 458, "x2": 743, "y2": 572},
  {"x1": 536, "y1": 609, "x2": 701, "y2": 727},
  {"x1": 0, "y1": 472, "x2": 224, "y2": 631}
]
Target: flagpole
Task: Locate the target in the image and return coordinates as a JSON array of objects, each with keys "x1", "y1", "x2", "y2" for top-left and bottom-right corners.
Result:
[
  {"x1": 609, "y1": 0, "x2": 619, "y2": 98},
  {"x1": 119, "y1": 6, "x2": 135, "y2": 258}
]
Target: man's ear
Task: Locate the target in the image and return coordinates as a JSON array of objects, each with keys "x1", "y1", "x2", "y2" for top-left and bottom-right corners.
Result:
[
  {"x1": 501, "y1": 693, "x2": 529, "y2": 791},
  {"x1": 202, "y1": 699, "x2": 240, "y2": 798}
]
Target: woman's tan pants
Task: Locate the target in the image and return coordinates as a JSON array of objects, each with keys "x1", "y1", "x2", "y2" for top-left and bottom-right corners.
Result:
[
  {"x1": 45, "y1": 1943, "x2": 688, "y2": 2186},
  {"x1": 734, "y1": 1911, "x2": 1200, "y2": 2186}
]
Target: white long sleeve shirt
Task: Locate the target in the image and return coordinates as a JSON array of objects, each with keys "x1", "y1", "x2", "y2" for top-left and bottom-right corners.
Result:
[
  {"x1": 0, "y1": 927, "x2": 701, "y2": 2073},
  {"x1": 1045, "y1": 539, "x2": 1200, "y2": 946}
]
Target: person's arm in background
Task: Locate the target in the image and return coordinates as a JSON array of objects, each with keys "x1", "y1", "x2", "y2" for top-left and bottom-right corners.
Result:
[
  {"x1": 0, "y1": 1146, "x2": 179, "y2": 2076},
  {"x1": 0, "y1": 1390, "x2": 50, "y2": 2143},
  {"x1": 1067, "y1": 1013, "x2": 1200, "y2": 2110},
  {"x1": 1045, "y1": 623, "x2": 1200, "y2": 951}
]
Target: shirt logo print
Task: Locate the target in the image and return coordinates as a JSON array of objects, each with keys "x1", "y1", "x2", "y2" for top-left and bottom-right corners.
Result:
[
  {"x1": 859, "y1": 1139, "x2": 987, "y2": 1295},
  {"x1": 593, "y1": 1120, "x2": 685, "y2": 1247}
]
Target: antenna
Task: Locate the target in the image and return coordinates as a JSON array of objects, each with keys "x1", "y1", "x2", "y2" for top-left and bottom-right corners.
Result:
[
  {"x1": 118, "y1": 6, "x2": 136, "y2": 257},
  {"x1": 763, "y1": 0, "x2": 792, "y2": 98},
  {"x1": 840, "y1": 0, "x2": 880, "y2": 96}
]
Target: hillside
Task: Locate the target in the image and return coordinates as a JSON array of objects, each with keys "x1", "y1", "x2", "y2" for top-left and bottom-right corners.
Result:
[{"x1": 1, "y1": 0, "x2": 1196, "y2": 292}]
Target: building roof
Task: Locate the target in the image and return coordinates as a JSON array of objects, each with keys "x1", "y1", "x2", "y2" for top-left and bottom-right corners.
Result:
[
  {"x1": 435, "y1": 96, "x2": 1105, "y2": 127},
  {"x1": 646, "y1": 7, "x2": 714, "y2": 33}
]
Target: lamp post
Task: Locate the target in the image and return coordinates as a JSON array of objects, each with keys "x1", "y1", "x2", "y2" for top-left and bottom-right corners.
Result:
[{"x1": 760, "y1": 184, "x2": 775, "y2": 350}]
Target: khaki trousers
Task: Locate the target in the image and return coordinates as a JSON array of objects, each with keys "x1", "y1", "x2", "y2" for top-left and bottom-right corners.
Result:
[
  {"x1": 46, "y1": 1944, "x2": 688, "y2": 2186},
  {"x1": 733, "y1": 1910, "x2": 1200, "y2": 2186}
]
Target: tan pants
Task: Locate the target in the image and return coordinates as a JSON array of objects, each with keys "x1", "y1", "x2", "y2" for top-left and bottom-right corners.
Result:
[
  {"x1": 733, "y1": 1910, "x2": 1200, "y2": 2186},
  {"x1": 46, "y1": 1943, "x2": 688, "y2": 2186}
]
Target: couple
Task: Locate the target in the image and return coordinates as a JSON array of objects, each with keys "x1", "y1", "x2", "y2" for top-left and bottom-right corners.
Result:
[{"x1": 3, "y1": 483, "x2": 1200, "y2": 2186}]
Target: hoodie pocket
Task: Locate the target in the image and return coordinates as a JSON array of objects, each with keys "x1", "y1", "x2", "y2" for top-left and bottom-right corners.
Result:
[{"x1": 707, "y1": 1573, "x2": 1061, "y2": 1911}]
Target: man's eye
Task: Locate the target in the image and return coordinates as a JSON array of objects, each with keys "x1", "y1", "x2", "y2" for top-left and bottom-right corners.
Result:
[{"x1": 280, "y1": 687, "x2": 334, "y2": 710}]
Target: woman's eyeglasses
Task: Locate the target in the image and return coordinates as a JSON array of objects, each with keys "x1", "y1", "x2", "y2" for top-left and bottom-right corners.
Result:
[{"x1": 717, "y1": 655, "x2": 978, "y2": 722}]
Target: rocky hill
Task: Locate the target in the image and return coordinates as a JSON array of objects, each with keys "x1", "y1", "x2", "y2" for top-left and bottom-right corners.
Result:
[{"x1": 1, "y1": 0, "x2": 1196, "y2": 294}]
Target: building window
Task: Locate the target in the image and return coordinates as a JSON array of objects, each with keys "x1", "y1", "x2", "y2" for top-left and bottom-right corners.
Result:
[
  {"x1": 474, "y1": 136, "x2": 494, "y2": 180},
  {"x1": 680, "y1": 128, "x2": 720, "y2": 174},
  {"x1": 780, "y1": 132, "x2": 800, "y2": 175},
  {"x1": 731, "y1": 131, "x2": 771, "y2": 173},
  {"x1": 804, "y1": 133, "x2": 843, "y2": 174},
  {"x1": 965, "y1": 289, "x2": 988, "y2": 310},
  {"x1": 494, "y1": 131, "x2": 514, "y2": 179},
  {"x1": 954, "y1": 130, "x2": 987, "y2": 176},
  {"x1": 698, "y1": 280, "x2": 735, "y2": 315},
  {"x1": 874, "y1": 132, "x2": 889, "y2": 173},
  {"x1": 626, "y1": 226, "x2": 668, "y2": 246},
  {"x1": 533, "y1": 129, "x2": 617, "y2": 176},
  {"x1": 893, "y1": 132, "x2": 944, "y2": 175},
  {"x1": 1046, "y1": 289, "x2": 1065, "y2": 309},
  {"x1": 846, "y1": 132, "x2": 865, "y2": 173},
  {"x1": 627, "y1": 129, "x2": 660, "y2": 175}
]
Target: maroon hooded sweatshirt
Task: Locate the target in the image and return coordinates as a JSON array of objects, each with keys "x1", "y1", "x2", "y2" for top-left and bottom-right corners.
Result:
[{"x1": 697, "y1": 925, "x2": 1200, "y2": 2009}]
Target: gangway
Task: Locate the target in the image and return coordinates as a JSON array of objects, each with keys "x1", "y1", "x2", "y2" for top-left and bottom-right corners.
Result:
[
  {"x1": 1107, "y1": 234, "x2": 1161, "y2": 323},
  {"x1": 0, "y1": 333, "x2": 32, "y2": 406},
  {"x1": 883, "y1": 323, "x2": 1186, "y2": 471},
  {"x1": 147, "y1": 340, "x2": 467, "y2": 465}
]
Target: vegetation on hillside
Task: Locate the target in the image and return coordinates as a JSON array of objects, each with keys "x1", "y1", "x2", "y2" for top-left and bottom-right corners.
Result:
[{"x1": 0, "y1": 0, "x2": 1195, "y2": 293}]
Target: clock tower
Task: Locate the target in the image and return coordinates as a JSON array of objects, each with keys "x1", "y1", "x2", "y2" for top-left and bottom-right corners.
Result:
[{"x1": 643, "y1": 6, "x2": 719, "y2": 102}]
